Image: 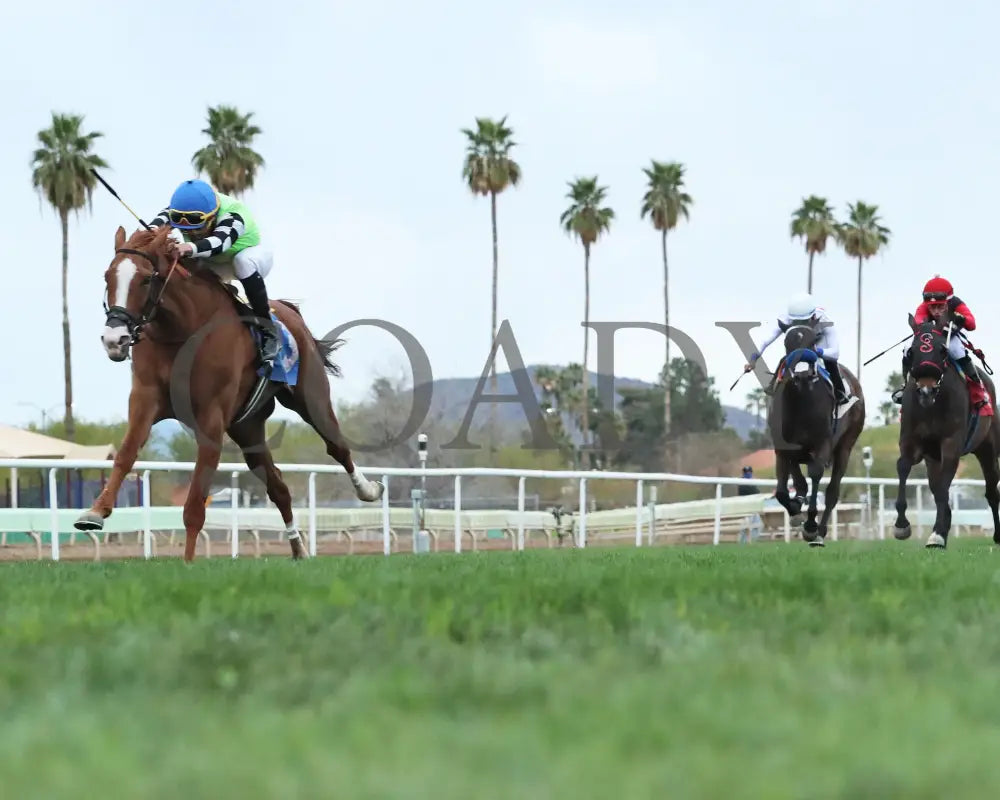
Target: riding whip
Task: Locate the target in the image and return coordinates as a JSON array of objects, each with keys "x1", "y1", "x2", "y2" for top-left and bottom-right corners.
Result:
[
  {"x1": 863, "y1": 333, "x2": 912, "y2": 367},
  {"x1": 90, "y1": 168, "x2": 150, "y2": 230}
]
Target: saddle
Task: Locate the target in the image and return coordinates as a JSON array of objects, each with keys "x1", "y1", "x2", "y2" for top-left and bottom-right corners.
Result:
[
  {"x1": 201, "y1": 274, "x2": 275, "y2": 363},
  {"x1": 190, "y1": 269, "x2": 299, "y2": 426},
  {"x1": 768, "y1": 349, "x2": 857, "y2": 433}
]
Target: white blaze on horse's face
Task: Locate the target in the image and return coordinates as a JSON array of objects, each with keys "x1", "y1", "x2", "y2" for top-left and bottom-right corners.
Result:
[{"x1": 102, "y1": 257, "x2": 139, "y2": 362}]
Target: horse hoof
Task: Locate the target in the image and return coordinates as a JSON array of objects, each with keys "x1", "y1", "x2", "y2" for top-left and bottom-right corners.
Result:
[
  {"x1": 809, "y1": 536, "x2": 826, "y2": 548},
  {"x1": 893, "y1": 524, "x2": 911, "y2": 541},
  {"x1": 351, "y1": 473, "x2": 384, "y2": 503},
  {"x1": 801, "y1": 527, "x2": 818, "y2": 543},
  {"x1": 359, "y1": 480, "x2": 385, "y2": 503},
  {"x1": 925, "y1": 532, "x2": 947, "y2": 549},
  {"x1": 74, "y1": 510, "x2": 105, "y2": 531},
  {"x1": 789, "y1": 513, "x2": 805, "y2": 528}
]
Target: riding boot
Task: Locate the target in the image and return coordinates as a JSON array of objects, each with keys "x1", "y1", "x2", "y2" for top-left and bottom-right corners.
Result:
[
  {"x1": 239, "y1": 272, "x2": 280, "y2": 363},
  {"x1": 957, "y1": 355, "x2": 988, "y2": 409},
  {"x1": 824, "y1": 359, "x2": 848, "y2": 404}
]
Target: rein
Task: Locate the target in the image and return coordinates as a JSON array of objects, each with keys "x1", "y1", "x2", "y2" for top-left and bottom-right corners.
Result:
[{"x1": 104, "y1": 246, "x2": 189, "y2": 346}]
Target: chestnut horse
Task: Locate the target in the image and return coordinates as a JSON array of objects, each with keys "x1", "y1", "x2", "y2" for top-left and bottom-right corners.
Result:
[{"x1": 74, "y1": 224, "x2": 384, "y2": 560}]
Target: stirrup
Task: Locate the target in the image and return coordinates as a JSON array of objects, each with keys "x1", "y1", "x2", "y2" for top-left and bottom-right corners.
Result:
[
  {"x1": 260, "y1": 331, "x2": 279, "y2": 361},
  {"x1": 891, "y1": 388, "x2": 904, "y2": 404}
]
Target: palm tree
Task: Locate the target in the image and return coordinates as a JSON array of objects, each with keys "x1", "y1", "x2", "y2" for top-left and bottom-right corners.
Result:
[
  {"x1": 790, "y1": 195, "x2": 838, "y2": 293},
  {"x1": 30, "y1": 112, "x2": 109, "y2": 440},
  {"x1": 461, "y1": 115, "x2": 521, "y2": 450},
  {"x1": 744, "y1": 386, "x2": 768, "y2": 428},
  {"x1": 836, "y1": 201, "x2": 891, "y2": 381},
  {"x1": 640, "y1": 160, "x2": 692, "y2": 442},
  {"x1": 191, "y1": 105, "x2": 265, "y2": 196},
  {"x1": 560, "y1": 177, "x2": 615, "y2": 447}
]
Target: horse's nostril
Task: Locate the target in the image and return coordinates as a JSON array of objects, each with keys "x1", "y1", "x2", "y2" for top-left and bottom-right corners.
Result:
[{"x1": 117, "y1": 334, "x2": 129, "y2": 346}]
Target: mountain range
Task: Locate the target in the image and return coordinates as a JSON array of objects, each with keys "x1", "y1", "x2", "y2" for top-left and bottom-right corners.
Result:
[
  {"x1": 412, "y1": 366, "x2": 761, "y2": 443},
  {"x1": 149, "y1": 366, "x2": 762, "y2": 451}
]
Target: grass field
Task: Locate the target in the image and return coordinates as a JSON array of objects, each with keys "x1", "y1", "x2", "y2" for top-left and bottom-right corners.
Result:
[{"x1": 3, "y1": 540, "x2": 1000, "y2": 798}]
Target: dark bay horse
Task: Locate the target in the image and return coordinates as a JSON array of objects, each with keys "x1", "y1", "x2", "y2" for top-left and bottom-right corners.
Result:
[
  {"x1": 75, "y1": 224, "x2": 384, "y2": 561},
  {"x1": 893, "y1": 314, "x2": 1000, "y2": 549},
  {"x1": 767, "y1": 321, "x2": 865, "y2": 546}
]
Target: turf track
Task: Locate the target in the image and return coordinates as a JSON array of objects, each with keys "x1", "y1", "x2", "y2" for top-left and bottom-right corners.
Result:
[{"x1": 3, "y1": 538, "x2": 1000, "y2": 798}]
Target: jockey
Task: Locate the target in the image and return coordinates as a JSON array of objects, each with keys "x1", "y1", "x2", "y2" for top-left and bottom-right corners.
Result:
[
  {"x1": 743, "y1": 292, "x2": 850, "y2": 406},
  {"x1": 891, "y1": 276, "x2": 987, "y2": 408},
  {"x1": 148, "y1": 179, "x2": 279, "y2": 364}
]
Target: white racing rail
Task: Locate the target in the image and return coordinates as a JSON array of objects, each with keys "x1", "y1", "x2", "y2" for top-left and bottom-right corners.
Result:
[{"x1": 0, "y1": 458, "x2": 990, "y2": 561}]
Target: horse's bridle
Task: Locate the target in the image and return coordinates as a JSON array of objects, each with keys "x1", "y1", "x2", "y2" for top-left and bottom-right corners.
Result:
[
  {"x1": 781, "y1": 325, "x2": 823, "y2": 385},
  {"x1": 104, "y1": 246, "x2": 181, "y2": 346}
]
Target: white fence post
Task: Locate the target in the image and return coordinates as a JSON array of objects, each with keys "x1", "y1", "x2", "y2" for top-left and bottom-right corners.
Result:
[
  {"x1": 142, "y1": 470, "x2": 152, "y2": 559},
  {"x1": 712, "y1": 483, "x2": 722, "y2": 545},
  {"x1": 635, "y1": 479, "x2": 644, "y2": 547},
  {"x1": 48, "y1": 468, "x2": 59, "y2": 562},
  {"x1": 878, "y1": 484, "x2": 886, "y2": 539},
  {"x1": 230, "y1": 471, "x2": 239, "y2": 559},
  {"x1": 578, "y1": 478, "x2": 587, "y2": 548},
  {"x1": 453, "y1": 476, "x2": 462, "y2": 553},
  {"x1": 517, "y1": 476, "x2": 525, "y2": 551},
  {"x1": 382, "y1": 474, "x2": 391, "y2": 556},
  {"x1": 308, "y1": 472, "x2": 317, "y2": 557}
]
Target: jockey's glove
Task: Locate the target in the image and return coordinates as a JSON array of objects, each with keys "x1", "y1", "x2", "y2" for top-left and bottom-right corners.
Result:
[{"x1": 952, "y1": 312, "x2": 966, "y2": 329}]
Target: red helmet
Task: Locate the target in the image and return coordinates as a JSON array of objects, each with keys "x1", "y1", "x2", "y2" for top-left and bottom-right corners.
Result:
[{"x1": 922, "y1": 275, "x2": 953, "y2": 302}]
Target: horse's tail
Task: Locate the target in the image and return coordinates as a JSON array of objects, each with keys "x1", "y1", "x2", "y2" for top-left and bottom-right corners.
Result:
[
  {"x1": 313, "y1": 334, "x2": 345, "y2": 377},
  {"x1": 275, "y1": 299, "x2": 345, "y2": 378}
]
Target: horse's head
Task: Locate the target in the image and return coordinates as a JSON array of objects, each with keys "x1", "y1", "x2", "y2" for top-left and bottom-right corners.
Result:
[
  {"x1": 102, "y1": 225, "x2": 175, "y2": 361},
  {"x1": 780, "y1": 318, "x2": 820, "y2": 355},
  {"x1": 777, "y1": 319, "x2": 827, "y2": 393},
  {"x1": 907, "y1": 312, "x2": 951, "y2": 407}
]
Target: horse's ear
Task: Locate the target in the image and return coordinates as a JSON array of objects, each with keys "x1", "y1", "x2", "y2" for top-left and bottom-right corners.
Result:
[
  {"x1": 114, "y1": 226, "x2": 126, "y2": 250},
  {"x1": 907, "y1": 312, "x2": 917, "y2": 331},
  {"x1": 777, "y1": 320, "x2": 789, "y2": 332}
]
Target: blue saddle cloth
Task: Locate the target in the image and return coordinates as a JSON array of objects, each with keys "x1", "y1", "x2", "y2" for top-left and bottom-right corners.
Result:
[
  {"x1": 251, "y1": 310, "x2": 300, "y2": 386},
  {"x1": 781, "y1": 348, "x2": 834, "y2": 388}
]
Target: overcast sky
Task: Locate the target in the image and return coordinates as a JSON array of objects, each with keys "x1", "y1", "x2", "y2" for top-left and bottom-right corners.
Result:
[{"x1": 3, "y1": 0, "x2": 997, "y2": 435}]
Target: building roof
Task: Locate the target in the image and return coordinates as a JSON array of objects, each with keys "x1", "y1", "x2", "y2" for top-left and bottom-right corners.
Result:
[
  {"x1": 735, "y1": 448, "x2": 774, "y2": 472},
  {"x1": 0, "y1": 424, "x2": 116, "y2": 460}
]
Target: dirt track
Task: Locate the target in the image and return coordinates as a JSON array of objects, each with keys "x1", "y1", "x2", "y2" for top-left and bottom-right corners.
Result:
[{"x1": 0, "y1": 525, "x2": 793, "y2": 562}]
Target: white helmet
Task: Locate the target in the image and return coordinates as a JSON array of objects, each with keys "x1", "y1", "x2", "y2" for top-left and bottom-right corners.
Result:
[{"x1": 788, "y1": 292, "x2": 818, "y2": 320}]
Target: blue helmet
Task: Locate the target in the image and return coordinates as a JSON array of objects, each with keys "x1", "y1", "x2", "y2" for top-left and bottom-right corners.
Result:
[{"x1": 167, "y1": 179, "x2": 219, "y2": 229}]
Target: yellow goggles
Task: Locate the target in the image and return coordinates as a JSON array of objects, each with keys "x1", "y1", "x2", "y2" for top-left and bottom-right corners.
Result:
[{"x1": 168, "y1": 202, "x2": 219, "y2": 228}]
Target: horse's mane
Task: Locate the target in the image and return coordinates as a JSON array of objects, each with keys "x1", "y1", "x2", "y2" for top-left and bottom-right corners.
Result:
[{"x1": 125, "y1": 225, "x2": 171, "y2": 250}]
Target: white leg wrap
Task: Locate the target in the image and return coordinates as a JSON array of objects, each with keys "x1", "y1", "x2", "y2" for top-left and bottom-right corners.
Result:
[
  {"x1": 285, "y1": 520, "x2": 300, "y2": 541},
  {"x1": 350, "y1": 469, "x2": 383, "y2": 502}
]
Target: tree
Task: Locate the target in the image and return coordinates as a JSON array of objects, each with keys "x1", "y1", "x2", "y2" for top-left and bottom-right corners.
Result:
[
  {"x1": 882, "y1": 370, "x2": 902, "y2": 424},
  {"x1": 559, "y1": 176, "x2": 614, "y2": 447},
  {"x1": 30, "y1": 112, "x2": 109, "y2": 441},
  {"x1": 461, "y1": 115, "x2": 521, "y2": 452},
  {"x1": 617, "y1": 357, "x2": 725, "y2": 471},
  {"x1": 744, "y1": 387, "x2": 768, "y2": 428},
  {"x1": 836, "y1": 201, "x2": 891, "y2": 382},
  {"x1": 640, "y1": 160, "x2": 692, "y2": 444},
  {"x1": 191, "y1": 105, "x2": 265, "y2": 196},
  {"x1": 790, "y1": 195, "x2": 838, "y2": 293}
]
